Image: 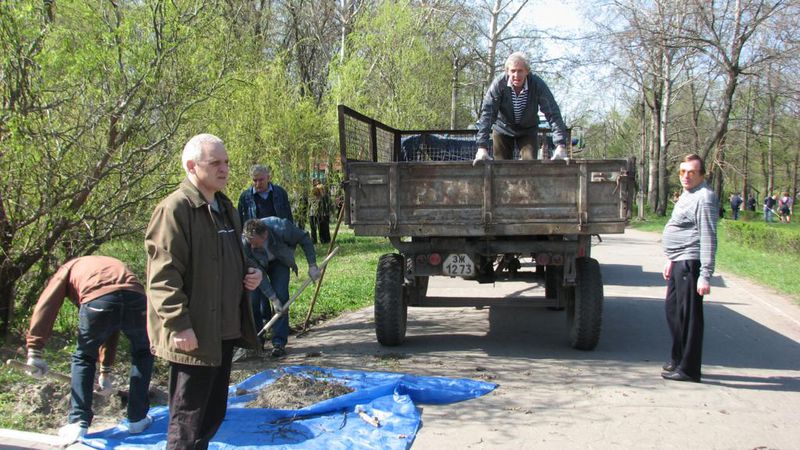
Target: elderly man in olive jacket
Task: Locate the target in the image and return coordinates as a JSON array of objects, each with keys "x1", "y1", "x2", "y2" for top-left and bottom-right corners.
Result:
[{"x1": 145, "y1": 133, "x2": 262, "y2": 450}]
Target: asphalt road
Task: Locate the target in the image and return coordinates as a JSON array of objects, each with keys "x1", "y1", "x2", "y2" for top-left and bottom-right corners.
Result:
[{"x1": 284, "y1": 228, "x2": 800, "y2": 450}]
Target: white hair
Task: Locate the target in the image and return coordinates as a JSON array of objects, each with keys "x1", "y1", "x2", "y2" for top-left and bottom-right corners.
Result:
[
  {"x1": 250, "y1": 164, "x2": 271, "y2": 178},
  {"x1": 504, "y1": 52, "x2": 531, "y2": 71},
  {"x1": 182, "y1": 133, "x2": 224, "y2": 175}
]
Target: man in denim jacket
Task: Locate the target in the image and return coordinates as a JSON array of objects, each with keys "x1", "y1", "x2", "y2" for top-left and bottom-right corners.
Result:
[
  {"x1": 241, "y1": 217, "x2": 320, "y2": 358},
  {"x1": 237, "y1": 164, "x2": 294, "y2": 225}
]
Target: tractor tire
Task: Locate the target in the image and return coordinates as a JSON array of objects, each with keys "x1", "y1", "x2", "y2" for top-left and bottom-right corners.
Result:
[
  {"x1": 374, "y1": 253, "x2": 407, "y2": 346},
  {"x1": 567, "y1": 257, "x2": 603, "y2": 350}
]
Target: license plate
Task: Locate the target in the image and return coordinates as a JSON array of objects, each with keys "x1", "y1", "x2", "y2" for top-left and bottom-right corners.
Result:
[{"x1": 442, "y1": 254, "x2": 474, "y2": 276}]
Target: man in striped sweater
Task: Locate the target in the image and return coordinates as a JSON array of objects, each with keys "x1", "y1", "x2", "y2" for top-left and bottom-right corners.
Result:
[{"x1": 661, "y1": 154, "x2": 718, "y2": 383}]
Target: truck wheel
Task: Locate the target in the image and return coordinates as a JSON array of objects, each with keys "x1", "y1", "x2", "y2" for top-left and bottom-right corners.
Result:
[
  {"x1": 375, "y1": 253, "x2": 407, "y2": 346},
  {"x1": 567, "y1": 257, "x2": 603, "y2": 350}
]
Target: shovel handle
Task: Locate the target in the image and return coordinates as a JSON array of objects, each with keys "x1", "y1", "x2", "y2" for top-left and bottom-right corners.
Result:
[
  {"x1": 5, "y1": 359, "x2": 71, "y2": 383},
  {"x1": 257, "y1": 246, "x2": 341, "y2": 337}
]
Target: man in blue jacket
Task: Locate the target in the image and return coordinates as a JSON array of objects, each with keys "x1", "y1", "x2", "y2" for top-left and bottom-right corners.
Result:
[
  {"x1": 473, "y1": 52, "x2": 569, "y2": 163},
  {"x1": 241, "y1": 217, "x2": 320, "y2": 358},
  {"x1": 237, "y1": 164, "x2": 294, "y2": 225}
]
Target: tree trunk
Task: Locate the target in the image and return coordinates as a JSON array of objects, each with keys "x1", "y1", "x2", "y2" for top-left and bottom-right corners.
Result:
[
  {"x1": 742, "y1": 89, "x2": 753, "y2": 199},
  {"x1": 656, "y1": 53, "x2": 672, "y2": 217},
  {"x1": 450, "y1": 55, "x2": 459, "y2": 129},
  {"x1": 767, "y1": 91, "x2": 775, "y2": 196},
  {"x1": 647, "y1": 86, "x2": 662, "y2": 212},
  {"x1": 638, "y1": 90, "x2": 647, "y2": 220}
]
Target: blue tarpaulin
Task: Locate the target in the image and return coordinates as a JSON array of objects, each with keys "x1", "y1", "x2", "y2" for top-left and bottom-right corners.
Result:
[{"x1": 82, "y1": 365, "x2": 496, "y2": 449}]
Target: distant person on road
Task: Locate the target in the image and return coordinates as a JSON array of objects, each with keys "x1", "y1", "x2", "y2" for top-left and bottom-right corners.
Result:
[
  {"x1": 473, "y1": 52, "x2": 569, "y2": 164},
  {"x1": 661, "y1": 154, "x2": 718, "y2": 383},
  {"x1": 241, "y1": 217, "x2": 320, "y2": 359},
  {"x1": 764, "y1": 193, "x2": 776, "y2": 222},
  {"x1": 238, "y1": 164, "x2": 294, "y2": 226},
  {"x1": 25, "y1": 256, "x2": 154, "y2": 443},
  {"x1": 146, "y1": 133, "x2": 262, "y2": 449},
  {"x1": 730, "y1": 193, "x2": 743, "y2": 220},
  {"x1": 778, "y1": 192, "x2": 792, "y2": 223}
]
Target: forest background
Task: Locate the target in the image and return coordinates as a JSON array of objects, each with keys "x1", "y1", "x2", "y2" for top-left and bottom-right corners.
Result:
[{"x1": 2, "y1": 0, "x2": 800, "y2": 337}]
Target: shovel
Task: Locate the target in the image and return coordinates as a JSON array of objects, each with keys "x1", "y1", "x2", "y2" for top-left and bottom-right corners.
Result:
[{"x1": 257, "y1": 246, "x2": 340, "y2": 337}]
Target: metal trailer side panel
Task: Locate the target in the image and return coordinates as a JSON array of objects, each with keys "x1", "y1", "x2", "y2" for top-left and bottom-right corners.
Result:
[{"x1": 346, "y1": 159, "x2": 633, "y2": 237}]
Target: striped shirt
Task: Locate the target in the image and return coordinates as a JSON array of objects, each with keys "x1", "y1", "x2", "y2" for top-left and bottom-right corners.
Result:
[
  {"x1": 662, "y1": 181, "x2": 718, "y2": 283},
  {"x1": 507, "y1": 78, "x2": 528, "y2": 124}
]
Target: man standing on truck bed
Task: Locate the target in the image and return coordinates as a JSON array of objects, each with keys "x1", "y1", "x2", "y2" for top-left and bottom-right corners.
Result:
[
  {"x1": 473, "y1": 52, "x2": 569, "y2": 164},
  {"x1": 661, "y1": 153, "x2": 718, "y2": 383}
]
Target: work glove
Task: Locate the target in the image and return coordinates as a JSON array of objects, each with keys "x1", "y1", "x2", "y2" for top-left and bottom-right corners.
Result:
[
  {"x1": 26, "y1": 348, "x2": 48, "y2": 379},
  {"x1": 472, "y1": 147, "x2": 492, "y2": 166},
  {"x1": 550, "y1": 144, "x2": 568, "y2": 161},
  {"x1": 308, "y1": 265, "x2": 321, "y2": 281},
  {"x1": 95, "y1": 366, "x2": 114, "y2": 396},
  {"x1": 269, "y1": 296, "x2": 284, "y2": 315}
]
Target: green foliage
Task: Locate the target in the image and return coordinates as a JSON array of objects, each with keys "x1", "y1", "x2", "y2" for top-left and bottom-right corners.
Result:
[
  {"x1": 721, "y1": 220, "x2": 800, "y2": 255},
  {"x1": 0, "y1": 0, "x2": 247, "y2": 316},
  {"x1": 716, "y1": 225, "x2": 800, "y2": 302},
  {"x1": 329, "y1": 0, "x2": 454, "y2": 129}
]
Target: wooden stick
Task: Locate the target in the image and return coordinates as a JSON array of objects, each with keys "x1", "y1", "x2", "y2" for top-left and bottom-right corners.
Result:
[
  {"x1": 257, "y1": 246, "x2": 341, "y2": 337},
  {"x1": 5, "y1": 359, "x2": 71, "y2": 383},
  {"x1": 356, "y1": 407, "x2": 380, "y2": 428},
  {"x1": 300, "y1": 203, "x2": 346, "y2": 335}
]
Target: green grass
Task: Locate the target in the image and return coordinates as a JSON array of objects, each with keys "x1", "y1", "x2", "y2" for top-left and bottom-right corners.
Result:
[{"x1": 630, "y1": 213, "x2": 800, "y2": 304}]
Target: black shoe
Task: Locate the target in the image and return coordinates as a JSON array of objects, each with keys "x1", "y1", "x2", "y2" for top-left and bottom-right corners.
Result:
[
  {"x1": 662, "y1": 362, "x2": 677, "y2": 372},
  {"x1": 271, "y1": 346, "x2": 287, "y2": 358},
  {"x1": 661, "y1": 370, "x2": 700, "y2": 383}
]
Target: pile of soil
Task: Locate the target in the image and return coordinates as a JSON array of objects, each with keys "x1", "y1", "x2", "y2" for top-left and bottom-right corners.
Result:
[{"x1": 246, "y1": 374, "x2": 353, "y2": 410}]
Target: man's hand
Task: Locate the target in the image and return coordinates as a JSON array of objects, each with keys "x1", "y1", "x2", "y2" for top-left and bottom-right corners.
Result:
[
  {"x1": 697, "y1": 279, "x2": 711, "y2": 296},
  {"x1": 269, "y1": 296, "x2": 284, "y2": 315},
  {"x1": 173, "y1": 328, "x2": 199, "y2": 352},
  {"x1": 26, "y1": 348, "x2": 48, "y2": 379},
  {"x1": 308, "y1": 265, "x2": 321, "y2": 281},
  {"x1": 243, "y1": 267, "x2": 262, "y2": 291},
  {"x1": 663, "y1": 261, "x2": 672, "y2": 280},
  {"x1": 473, "y1": 147, "x2": 492, "y2": 166},
  {"x1": 550, "y1": 144, "x2": 568, "y2": 161},
  {"x1": 95, "y1": 372, "x2": 114, "y2": 396}
]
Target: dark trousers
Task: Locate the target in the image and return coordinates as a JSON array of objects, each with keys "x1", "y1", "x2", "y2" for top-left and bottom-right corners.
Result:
[
  {"x1": 71, "y1": 290, "x2": 153, "y2": 426},
  {"x1": 310, "y1": 215, "x2": 330, "y2": 244},
  {"x1": 665, "y1": 260, "x2": 704, "y2": 380},
  {"x1": 167, "y1": 340, "x2": 235, "y2": 450},
  {"x1": 492, "y1": 130, "x2": 537, "y2": 160}
]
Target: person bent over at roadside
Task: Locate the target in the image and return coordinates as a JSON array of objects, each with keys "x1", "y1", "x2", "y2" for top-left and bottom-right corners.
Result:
[
  {"x1": 25, "y1": 256, "x2": 154, "y2": 443},
  {"x1": 661, "y1": 154, "x2": 718, "y2": 383},
  {"x1": 240, "y1": 217, "x2": 320, "y2": 359},
  {"x1": 145, "y1": 133, "x2": 262, "y2": 450}
]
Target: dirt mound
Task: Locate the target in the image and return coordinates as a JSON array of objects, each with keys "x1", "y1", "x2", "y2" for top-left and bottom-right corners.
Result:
[{"x1": 246, "y1": 373, "x2": 353, "y2": 409}]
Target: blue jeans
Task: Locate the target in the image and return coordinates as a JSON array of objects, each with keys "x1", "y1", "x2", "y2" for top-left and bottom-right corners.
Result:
[
  {"x1": 264, "y1": 263, "x2": 291, "y2": 347},
  {"x1": 71, "y1": 290, "x2": 153, "y2": 426}
]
